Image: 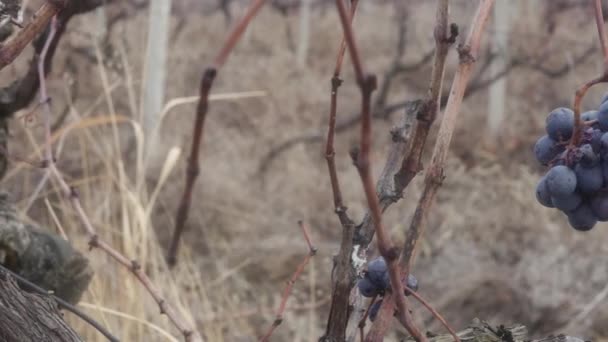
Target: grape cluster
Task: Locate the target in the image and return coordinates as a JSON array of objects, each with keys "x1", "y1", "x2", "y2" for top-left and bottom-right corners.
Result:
[
  {"x1": 356, "y1": 257, "x2": 418, "y2": 321},
  {"x1": 534, "y1": 98, "x2": 608, "y2": 231}
]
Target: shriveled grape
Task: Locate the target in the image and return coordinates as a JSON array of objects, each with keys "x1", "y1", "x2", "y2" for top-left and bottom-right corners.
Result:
[
  {"x1": 578, "y1": 144, "x2": 599, "y2": 167},
  {"x1": 588, "y1": 128, "x2": 603, "y2": 152}
]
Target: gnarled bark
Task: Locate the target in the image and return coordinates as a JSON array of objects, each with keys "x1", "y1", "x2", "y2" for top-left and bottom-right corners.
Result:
[{"x1": 0, "y1": 267, "x2": 83, "y2": 342}]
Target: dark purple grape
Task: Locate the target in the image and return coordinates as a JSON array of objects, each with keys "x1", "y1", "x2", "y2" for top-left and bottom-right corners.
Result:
[
  {"x1": 367, "y1": 257, "x2": 389, "y2": 290},
  {"x1": 405, "y1": 274, "x2": 418, "y2": 292},
  {"x1": 600, "y1": 133, "x2": 608, "y2": 156},
  {"x1": 574, "y1": 164, "x2": 603, "y2": 194},
  {"x1": 551, "y1": 192, "x2": 582, "y2": 212},
  {"x1": 601, "y1": 92, "x2": 608, "y2": 105},
  {"x1": 567, "y1": 204, "x2": 597, "y2": 231},
  {"x1": 598, "y1": 101, "x2": 608, "y2": 130},
  {"x1": 602, "y1": 158, "x2": 608, "y2": 185},
  {"x1": 403, "y1": 274, "x2": 418, "y2": 297},
  {"x1": 582, "y1": 110, "x2": 598, "y2": 122},
  {"x1": 546, "y1": 107, "x2": 574, "y2": 141},
  {"x1": 536, "y1": 177, "x2": 554, "y2": 208},
  {"x1": 546, "y1": 165, "x2": 577, "y2": 197},
  {"x1": 369, "y1": 300, "x2": 382, "y2": 322},
  {"x1": 591, "y1": 192, "x2": 608, "y2": 221},
  {"x1": 589, "y1": 128, "x2": 603, "y2": 152},
  {"x1": 358, "y1": 277, "x2": 379, "y2": 298},
  {"x1": 577, "y1": 144, "x2": 599, "y2": 167},
  {"x1": 534, "y1": 135, "x2": 563, "y2": 165}
]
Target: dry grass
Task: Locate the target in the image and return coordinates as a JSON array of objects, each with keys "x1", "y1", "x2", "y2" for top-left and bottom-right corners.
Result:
[{"x1": 2, "y1": 1, "x2": 608, "y2": 341}]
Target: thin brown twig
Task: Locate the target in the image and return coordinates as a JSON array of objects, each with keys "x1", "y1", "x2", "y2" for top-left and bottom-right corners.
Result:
[
  {"x1": 333, "y1": 0, "x2": 425, "y2": 340},
  {"x1": 168, "y1": 0, "x2": 268, "y2": 266},
  {"x1": 364, "y1": 292, "x2": 400, "y2": 342},
  {"x1": 326, "y1": 0, "x2": 358, "y2": 226},
  {"x1": 167, "y1": 67, "x2": 216, "y2": 266},
  {"x1": 49, "y1": 169, "x2": 202, "y2": 341},
  {"x1": 357, "y1": 295, "x2": 378, "y2": 342},
  {"x1": 403, "y1": 287, "x2": 459, "y2": 342},
  {"x1": 332, "y1": 0, "x2": 359, "y2": 76},
  {"x1": 16, "y1": 0, "x2": 106, "y2": 214},
  {"x1": 322, "y1": 1, "x2": 359, "y2": 338},
  {"x1": 363, "y1": 0, "x2": 457, "y2": 337},
  {"x1": 334, "y1": 0, "x2": 364, "y2": 83},
  {"x1": 214, "y1": 0, "x2": 267, "y2": 68},
  {"x1": 259, "y1": 221, "x2": 317, "y2": 342},
  {"x1": 570, "y1": 0, "x2": 608, "y2": 147},
  {"x1": 36, "y1": 15, "x2": 202, "y2": 342},
  {"x1": 595, "y1": 0, "x2": 608, "y2": 70},
  {"x1": 401, "y1": 0, "x2": 495, "y2": 276}
]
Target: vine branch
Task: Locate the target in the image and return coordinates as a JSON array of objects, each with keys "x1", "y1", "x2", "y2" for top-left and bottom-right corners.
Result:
[
  {"x1": 259, "y1": 220, "x2": 317, "y2": 342},
  {"x1": 401, "y1": 0, "x2": 495, "y2": 277},
  {"x1": 323, "y1": 0, "x2": 359, "y2": 339},
  {"x1": 365, "y1": 0, "x2": 458, "y2": 336},
  {"x1": 36, "y1": 13, "x2": 202, "y2": 342},
  {"x1": 168, "y1": 0, "x2": 268, "y2": 266},
  {"x1": 334, "y1": 0, "x2": 425, "y2": 340}
]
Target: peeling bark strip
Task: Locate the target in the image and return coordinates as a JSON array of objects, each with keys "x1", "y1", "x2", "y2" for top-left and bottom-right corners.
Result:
[{"x1": 0, "y1": 267, "x2": 83, "y2": 342}]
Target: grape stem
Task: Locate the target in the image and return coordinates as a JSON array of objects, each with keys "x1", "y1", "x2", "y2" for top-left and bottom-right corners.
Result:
[
  {"x1": 570, "y1": 0, "x2": 608, "y2": 147},
  {"x1": 357, "y1": 295, "x2": 379, "y2": 342},
  {"x1": 259, "y1": 221, "x2": 317, "y2": 342},
  {"x1": 403, "y1": 286, "x2": 460, "y2": 342},
  {"x1": 571, "y1": 74, "x2": 608, "y2": 147}
]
